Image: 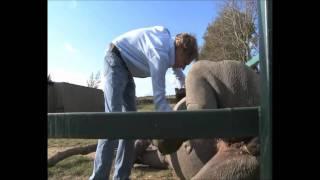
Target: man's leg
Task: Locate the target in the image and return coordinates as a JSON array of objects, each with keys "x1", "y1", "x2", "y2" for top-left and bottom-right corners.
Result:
[
  {"x1": 113, "y1": 76, "x2": 136, "y2": 180},
  {"x1": 90, "y1": 139, "x2": 117, "y2": 180},
  {"x1": 89, "y1": 51, "x2": 129, "y2": 180},
  {"x1": 113, "y1": 139, "x2": 135, "y2": 180}
]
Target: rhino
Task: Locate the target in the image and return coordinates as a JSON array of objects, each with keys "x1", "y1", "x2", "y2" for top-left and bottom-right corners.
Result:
[{"x1": 134, "y1": 60, "x2": 261, "y2": 180}]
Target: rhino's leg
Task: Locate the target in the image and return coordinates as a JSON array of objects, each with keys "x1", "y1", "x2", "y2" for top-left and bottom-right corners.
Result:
[
  {"x1": 138, "y1": 149, "x2": 170, "y2": 169},
  {"x1": 169, "y1": 70, "x2": 219, "y2": 179},
  {"x1": 186, "y1": 64, "x2": 217, "y2": 110},
  {"x1": 133, "y1": 139, "x2": 151, "y2": 163},
  {"x1": 169, "y1": 139, "x2": 218, "y2": 180},
  {"x1": 191, "y1": 140, "x2": 260, "y2": 180},
  {"x1": 134, "y1": 140, "x2": 170, "y2": 169}
]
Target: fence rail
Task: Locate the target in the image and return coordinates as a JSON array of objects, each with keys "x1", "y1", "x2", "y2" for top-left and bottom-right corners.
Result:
[{"x1": 48, "y1": 107, "x2": 259, "y2": 139}]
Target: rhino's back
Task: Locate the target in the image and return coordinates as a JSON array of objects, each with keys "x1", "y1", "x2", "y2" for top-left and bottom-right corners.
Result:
[{"x1": 188, "y1": 60, "x2": 260, "y2": 108}]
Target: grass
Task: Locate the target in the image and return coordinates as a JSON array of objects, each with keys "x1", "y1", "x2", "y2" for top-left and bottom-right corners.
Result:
[
  {"x1": 48, "y1": 155, "x2": 93, "y2": 180},
  {"x1": 137, "y1": 103, "x2": 175, "y2": 112},
  {"x1": 137, "y1": 103, "x2": 155, "y2": 112},
  {"x1": 48, "y1": 103, "x2": 178, "y2": 180},
  {"x1": 48, "y1": 139, "x2": 97, "y2": 148},
  {"x1": 131, "y1": 166, "x2": 177, "y2": 180},
  {"x1": 48, "y1": 138, "x2": 177, "y2": 180},
  {"x1": 48, "y1": 155, "x2": 176, "y2": 180}
]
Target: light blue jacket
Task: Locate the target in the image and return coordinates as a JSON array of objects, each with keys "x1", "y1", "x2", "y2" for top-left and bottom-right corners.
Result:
[{"x1": 112, "y1": 26, "x2": 185, "y2": 111}]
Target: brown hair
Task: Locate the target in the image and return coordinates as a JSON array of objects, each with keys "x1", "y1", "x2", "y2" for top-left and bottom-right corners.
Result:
[{"x1": 175, "y1": 33, "x2": 199, "y2": 61}]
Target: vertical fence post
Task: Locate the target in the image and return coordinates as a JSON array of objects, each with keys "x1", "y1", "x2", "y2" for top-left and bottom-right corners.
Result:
[{"x1": 258, "y1": 0, "x2": 272, "y2": 179}]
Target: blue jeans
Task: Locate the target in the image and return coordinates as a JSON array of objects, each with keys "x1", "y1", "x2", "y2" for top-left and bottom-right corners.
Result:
[{"x1": 89, "y1": 48, "x2": 136, "y2": 180}]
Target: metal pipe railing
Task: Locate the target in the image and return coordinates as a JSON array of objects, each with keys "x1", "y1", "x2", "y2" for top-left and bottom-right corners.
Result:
[
  {"x1": 48, "y1": 107, "x2": 259, "y2": 139},
  {"x1": 258, "y1": 0, "x2": 273, "y2": 179}
]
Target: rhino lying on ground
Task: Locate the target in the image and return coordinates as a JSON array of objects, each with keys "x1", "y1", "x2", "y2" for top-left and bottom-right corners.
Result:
[{"x1": 134, "y1": 60, "x2": 261, "y2": 180}]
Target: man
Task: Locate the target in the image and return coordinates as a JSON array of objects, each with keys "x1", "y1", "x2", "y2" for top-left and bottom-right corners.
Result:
[{"x1": 89, "y1": 26, "x2": 198, "y2": 180}]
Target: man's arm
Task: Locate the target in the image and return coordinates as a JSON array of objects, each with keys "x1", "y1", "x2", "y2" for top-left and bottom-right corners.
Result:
[
  {"x1": 172, "y1": 68, "x2": 186, "y2": 102},
  {"x1": 172, "y1": 68, "x2": 185, "y2": 88},
  {"x1": 148, "y1": 52, "x2": 172, "y2": 112}
]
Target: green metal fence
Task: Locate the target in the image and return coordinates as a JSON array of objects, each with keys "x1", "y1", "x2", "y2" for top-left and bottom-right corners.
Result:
[
  {"x1": 48, "y1": 107, "x2": 259, "y2": 139},
  {"x1": 258, "y1": 0, "x2": 272, "y2": 179},
  {"x1": 48, "y1": 0, "x2": 272, "y2": 179}
]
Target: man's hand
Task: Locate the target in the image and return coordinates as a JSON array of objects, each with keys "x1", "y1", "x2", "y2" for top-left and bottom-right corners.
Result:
[{"x1": 175, "y1": 88, "x2": 186, "y2": 102}]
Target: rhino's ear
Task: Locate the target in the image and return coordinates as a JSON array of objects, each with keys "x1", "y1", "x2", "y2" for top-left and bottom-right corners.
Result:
[
  {"x1": 152, "y1": 139, "x2": 186, "y2": 155},
  {"x1": 246, "y1": 137, "x2": 260, "y2": 156}
]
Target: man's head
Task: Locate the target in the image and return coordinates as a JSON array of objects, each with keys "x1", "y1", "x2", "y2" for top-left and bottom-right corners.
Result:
[{"x1": 173, "y1": 33, "x2": 198, "y2": 69}]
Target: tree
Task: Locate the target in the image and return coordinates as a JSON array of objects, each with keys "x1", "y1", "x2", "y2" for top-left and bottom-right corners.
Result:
[
  {"x1": 48, "y1": 74, "x2": 54, "y2": 84},
  {"x1": 200, "y1": 0, "x2": 258, "y2": 63},
  {"x1": 87, "y1": 71, "x2": 101, "y2": 88}
]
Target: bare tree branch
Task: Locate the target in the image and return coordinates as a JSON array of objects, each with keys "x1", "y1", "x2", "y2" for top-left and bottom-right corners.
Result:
[{"x1": 87, "y1": 71, "x2": 101, "y2": 88}]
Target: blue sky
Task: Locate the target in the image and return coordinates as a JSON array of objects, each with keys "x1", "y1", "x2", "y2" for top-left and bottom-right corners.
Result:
[{"x1": 48, "y1": 0, "x2": 221, "y2": 96}]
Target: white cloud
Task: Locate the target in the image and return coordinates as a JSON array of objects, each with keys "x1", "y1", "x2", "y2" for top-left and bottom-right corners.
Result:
[
  {"x1": 48, "y1": 68, "x2": 152, "y2": 96},
  {"x1": 133, "y1": 73, "x2": 177, "y2": 97},
  {"x1": 166, "y1": 72, "x2": 178, "y2": 95},
  {"x1": 96, "y1": 77, "x2": 153, "y2": 97},
  {"x1": 98, "y1": 77, "x2": 104, "y2": 90},
  {"x1": 49, "y1": 68, "x2": 87, "y2": 87},
  {"x1": 48, "y1": 69, "x2": 179, "y2": 97},
  {"x1": 134, "y1": 77, "x2": 153, "y2": 97},
  {"x1": 64, "y1": 42, "x2": 77, "y2": 54}
]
